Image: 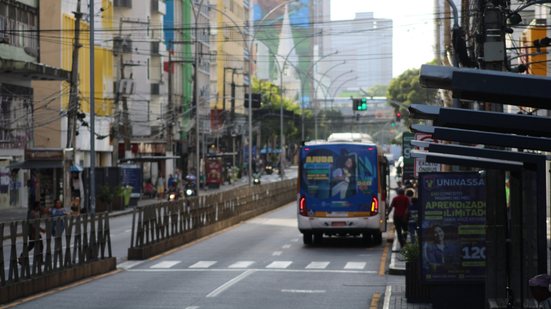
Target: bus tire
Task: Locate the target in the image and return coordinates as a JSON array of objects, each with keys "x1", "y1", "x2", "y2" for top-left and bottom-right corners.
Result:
[
  {"x1": 362, "y1": 233, "x2": 372, "y2": 246},
  {"x1": 373, "y1": 231, "x2": 383, "y2": 245},
  {"x1": 303, "y1": 232, "x2": 313, "y2": 245}
]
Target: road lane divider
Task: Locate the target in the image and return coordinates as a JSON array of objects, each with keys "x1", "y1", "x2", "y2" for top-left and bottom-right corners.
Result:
[{"x1": 206, "y1": 270, "x2": 256, "y2": 298}]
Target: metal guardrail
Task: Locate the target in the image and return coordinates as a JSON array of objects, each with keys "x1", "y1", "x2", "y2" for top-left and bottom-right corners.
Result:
[
  {"x1": 0, "y1": 213, "x2": 112, "y2": 286},
  {"x1": 129, "y1": 180, "x2": 295, "y2": 249}
]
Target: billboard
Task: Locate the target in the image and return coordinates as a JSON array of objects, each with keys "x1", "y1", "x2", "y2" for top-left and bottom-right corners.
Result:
[
  {"x1": 419, "y1": 172, "x2": 486, "y2": 283},
  {"x1": 253, "y1": 0, "x2": 312, "y2": 99}
]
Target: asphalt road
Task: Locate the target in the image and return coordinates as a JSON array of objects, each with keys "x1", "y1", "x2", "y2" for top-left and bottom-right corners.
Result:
[{"x1": 12, "y1": 201, "x2": 391, "y2": 309}]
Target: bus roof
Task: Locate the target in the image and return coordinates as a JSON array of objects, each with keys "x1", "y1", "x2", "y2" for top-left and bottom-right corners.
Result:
[{"x1": 327, "y1": 133, "x2": 374, "y2": 143}]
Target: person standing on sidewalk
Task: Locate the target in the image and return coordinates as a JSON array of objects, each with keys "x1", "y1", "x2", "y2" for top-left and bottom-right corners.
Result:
[
  {"x1": 388, "y1": 188, "x2": 409, "y2": 248},
  {"x1": 529, "y1": 274, "x2": 551, "y2": 308}
]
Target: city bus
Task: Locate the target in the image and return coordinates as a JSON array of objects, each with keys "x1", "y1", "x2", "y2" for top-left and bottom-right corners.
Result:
[{"x1": 297, "y1": 133, "x2": 389, "y2": 245}]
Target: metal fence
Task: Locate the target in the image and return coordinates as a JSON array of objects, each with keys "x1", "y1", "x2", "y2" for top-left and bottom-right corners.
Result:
[
  {"x1": 130, "y1": 180, "x2": 295, "y2": 249},
  {"x1": 0, "y1": 213, "x2": 112, "y2": 286}
]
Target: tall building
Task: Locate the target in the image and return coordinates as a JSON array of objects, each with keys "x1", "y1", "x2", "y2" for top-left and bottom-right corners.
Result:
[
  {"x1": 34, "y1": 0, "x2": 114, "y2": 209},
  {"x1": 326, "y1": 12, "x2": 392, "y2": 97},
  {"x1": 0, "y1": 0, "x2": 70, "y2": 208},
  {"x1": 253, "y1": 0, "x2": 314, "y2": 107},
  {"x1": 112, "y1": 0, "x2": 171, "y2": 179}
]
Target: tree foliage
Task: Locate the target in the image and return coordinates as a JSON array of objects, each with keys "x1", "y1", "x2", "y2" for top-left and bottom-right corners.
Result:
[
  {"x1": 252, "y1": 79, "x2": 307, "y2": 148},
  {"x1": 387, "y1": 68, "x2": 438, "y2": 105},
  {"x1": 386, "y1": 68, "x2": 439, "y2": 128}
]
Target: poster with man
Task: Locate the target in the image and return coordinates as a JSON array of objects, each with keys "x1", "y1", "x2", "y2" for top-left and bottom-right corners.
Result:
[{"x1": 419, "y1": 172, "x2": 486, "y2": 283}]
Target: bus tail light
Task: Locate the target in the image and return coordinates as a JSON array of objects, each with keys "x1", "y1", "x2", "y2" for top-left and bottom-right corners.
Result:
[
  {"x1": 370, "y1": 196, "x2": 379, "y2": 215},
  {"x1": 299, "y1": 196, "x2": 308, "y2": 216}
]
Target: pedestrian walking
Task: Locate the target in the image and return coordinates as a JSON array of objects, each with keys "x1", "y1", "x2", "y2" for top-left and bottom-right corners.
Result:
[
  {"x1": 18, "y1": 202, "x2": 45, "y2": 265},
  {"x1": 529, "y1": 274, "x2": 551, "y2": 308},
  {"x1": 388, "y1": 188, "x2": 409, "y2": 249},
  {"x1": 49, "y1": 199, "x2": 66, "y2": 236},
  {"x1": 157, "y1": 175, "x2": 165, "y2": 199}
]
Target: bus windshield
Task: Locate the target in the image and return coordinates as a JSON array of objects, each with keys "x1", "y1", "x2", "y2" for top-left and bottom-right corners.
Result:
[{"x1": 300, "y1": 143, "x2": 378, "y2": 213}]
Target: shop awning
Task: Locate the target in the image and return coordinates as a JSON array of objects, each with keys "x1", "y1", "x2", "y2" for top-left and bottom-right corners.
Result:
[{"x1": 7, "y1": 160, "x2": 63, "y2": 169}]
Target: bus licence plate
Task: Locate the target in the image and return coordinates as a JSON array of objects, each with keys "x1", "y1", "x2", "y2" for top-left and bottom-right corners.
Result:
[{"x1": 331, "y1": 221, "x2": 346, "y2": 227}]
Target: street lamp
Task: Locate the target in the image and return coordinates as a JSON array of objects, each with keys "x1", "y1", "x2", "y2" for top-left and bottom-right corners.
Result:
[
  {"x1": 329, "y1": 76, "x2": 358, "y2": 110},
  {"x1": 209, "y1": 0, "x2": 298, "y2": 185},
  {"x1": 313, "y1": 60, "x2": 346, "y2": 110},
  {"x1": 273, "y1": 32, "x2": 321, "y2": 179},
  {"x1": 297, "y1": 50, "x2": 338, "y2": 140},
  {"x1": 314, "y1": 69, "x2": 353, "y2": 139},
  {"x1": 191, "y1": 0, "x2": 207, "y2": 195}
]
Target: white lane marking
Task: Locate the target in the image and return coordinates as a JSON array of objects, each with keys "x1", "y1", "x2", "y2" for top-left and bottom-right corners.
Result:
[
  {"x1": 282, "y1": 289, "x2": 326, "y2": 294},
  {"x1": 124, "y1": 229, "x2": 132, "y2": 233},
  {"x1": 206, "y1": 270, "x2": 255, "y2": 298},
  {"x1": 117, "y1": 260, "x2": 144, "y2": 270},
  {"x1": 290, "y1": 238, "x2": 299, "y2": 242},
  {"x1": 228, "y1": 261, "x2": 255, "y2": 268},
  {"x1": 282, "y1": 244, "x2": 291, "y2": 249},
  {"x1": 272, "y1": 251, "x2": 282, "y2": 256},
  {"x1": 127, "y1": 268, "x2": 377, "y2": 274},
  {"x1": 266, "y1": 261, "x2": 292, "y2": 269},
  {"x1": 344, "y1": 262, "x2": 366, "y2": 270},
  {"x1": 150, "y1": 261, "x2": 181, "y2": 269},
  {"x1": 382, "y1": 285, "x2": 392, "y2": 309},
  {"x1": 185, "y1": 307, "x2": 199, "y2": 309},
  {"x1": 306, "y1": 261, "x2": 330, "y2": 269},
  {"x1": 189, "y1": 261, "x2": 217, "y2": 268}
]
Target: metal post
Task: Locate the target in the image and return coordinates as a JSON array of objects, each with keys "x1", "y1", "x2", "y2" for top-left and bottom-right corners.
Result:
[{"x1": 89, "y1": 0, "x2": 96, "y2": 214}]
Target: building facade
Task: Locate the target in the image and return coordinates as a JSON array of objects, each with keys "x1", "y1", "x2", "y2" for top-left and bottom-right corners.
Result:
[{"x1": 326, "y1": 12, "x2": 392, "y2": 96}]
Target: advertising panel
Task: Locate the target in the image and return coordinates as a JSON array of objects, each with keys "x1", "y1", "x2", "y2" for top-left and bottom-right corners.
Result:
[
  {"x1": 419, "y1": 172, "x2": 486, "y2": 283},
  {"x1": 300, "y1": 144, "x2": 377, "y2": 212},
  {"x1": 120, "y1": 164, "x2": 142, "y2": 198},
  {"x1": 402, "y1": 132, "x2": 415, "y2": 180}
]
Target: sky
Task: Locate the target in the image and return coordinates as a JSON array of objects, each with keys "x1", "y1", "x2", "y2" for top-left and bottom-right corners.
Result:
[{"x1": 330, "y1": 0, "x2": 435, "y2": 77}]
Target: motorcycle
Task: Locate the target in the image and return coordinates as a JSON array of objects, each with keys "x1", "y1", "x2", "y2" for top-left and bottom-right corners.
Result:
[
  {"x1": 167, "y1": 186, "x2": 181, "y2": 201},
  {"x1": 184, "y1": 181, "x2": 197, "y2": 197},
  {"x1": 265, "y1": 164, "x2": 273, "y2": 175},
  {"x1": 252, "y1": 173, "x2": 261, "y2": 185}
]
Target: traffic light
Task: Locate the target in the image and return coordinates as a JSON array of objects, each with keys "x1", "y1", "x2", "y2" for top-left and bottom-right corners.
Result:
[
  {"x1": 395, "y1": 111, "x2": 402, "y2": 121},
  {"x1": 352, "y1": 98, "x2": 368, "y2": 111}
]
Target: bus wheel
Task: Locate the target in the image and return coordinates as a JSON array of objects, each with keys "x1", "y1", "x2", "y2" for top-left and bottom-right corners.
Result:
[
  {"x1": 362, "y1": 233, "x2": 371, "y2": 246},
  {"x1": 373, "y1": 231, "x2": 383, "y2": 245},
  {"x1": 303, "y1": 232, "x2": 313, "y2": 245}
]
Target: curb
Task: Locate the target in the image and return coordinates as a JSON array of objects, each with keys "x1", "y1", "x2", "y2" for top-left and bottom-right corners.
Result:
[{"x1": 388, "y1": 233, "x2": 406, "y2": 275}]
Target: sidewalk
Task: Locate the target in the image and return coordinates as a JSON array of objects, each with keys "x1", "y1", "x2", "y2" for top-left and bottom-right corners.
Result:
[
  {"x1": 383, "y1": 233, "x2": 432, "y2": 309},
  {"x1": 0, "y1": 166, "x2": 298, "y2": 225}
]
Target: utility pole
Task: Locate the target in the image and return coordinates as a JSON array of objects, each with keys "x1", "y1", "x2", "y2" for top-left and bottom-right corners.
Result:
[
  {"x1": 113, "y1": 18, "x2": 149, "y2": 163},
  {"x1": 65, "y1": 0, "x2": 82, "y2": 209},
  {"x1": 167, "y1": 49, "x2": 173, "y2": 153}
]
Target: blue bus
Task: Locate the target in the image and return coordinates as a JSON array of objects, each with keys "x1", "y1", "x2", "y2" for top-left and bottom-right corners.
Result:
[{"x1": 297, "y1": 133, "x2": 389, "y2": 245}]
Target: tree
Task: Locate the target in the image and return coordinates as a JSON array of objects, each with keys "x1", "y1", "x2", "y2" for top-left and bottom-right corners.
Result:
[
  {"x1": 252, "y1": 78, "x2": 304, "y2": 149},
  {"x1": 364, "y1": 84, "x2": 388, "y2": 97},
  {"x1": 387, "y1": 67, "x2": 439, "y2": 127}
]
